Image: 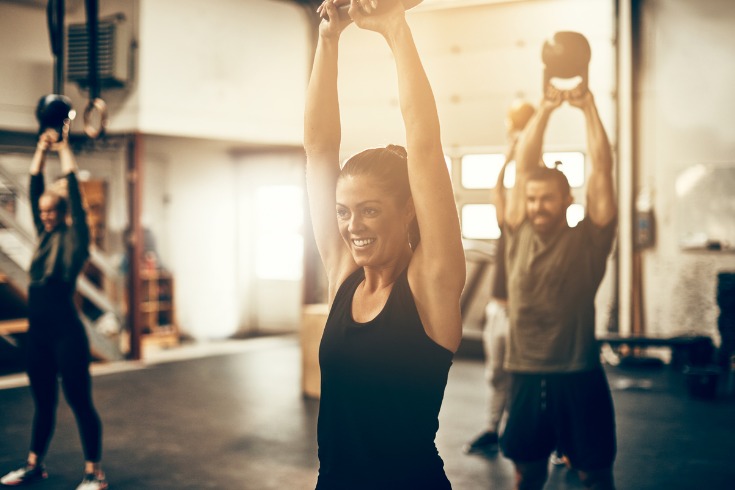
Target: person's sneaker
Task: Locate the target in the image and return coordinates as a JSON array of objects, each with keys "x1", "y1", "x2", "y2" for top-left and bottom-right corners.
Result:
[
  {"x1": 550, "y1": 451, "x2": 567, "y2": 466},
  {"x1": 463, "y1": 430, "x2": 500, "y2": 455},
  {"x1": 75, "y1": 473, "x2": 108, "y2": 490},
  {"x1": 0, "y1": 464, "x2": 48, "y2": 486}
]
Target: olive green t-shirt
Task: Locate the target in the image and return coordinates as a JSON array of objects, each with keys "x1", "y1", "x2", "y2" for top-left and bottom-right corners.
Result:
[{"x1": 505, "y1": 218, "x2": 616, "y2": 373}]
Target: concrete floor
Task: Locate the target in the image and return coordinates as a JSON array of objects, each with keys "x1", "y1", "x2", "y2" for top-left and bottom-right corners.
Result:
[{"x1": 1, "y1": 336, "x2": 733, "y2": 489}]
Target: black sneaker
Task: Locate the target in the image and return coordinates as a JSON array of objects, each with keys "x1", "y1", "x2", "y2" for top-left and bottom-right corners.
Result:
[
  {"x1": 0, "y1": 465, "x2": 48, "y2": 486},
  {"x1": 463, "y1": 430, "x2": 500, "y2": 454}
]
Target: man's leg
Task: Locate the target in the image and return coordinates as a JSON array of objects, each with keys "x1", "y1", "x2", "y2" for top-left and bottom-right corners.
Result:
[
  {"x1": 554, "y1": 370, "x2": 617, "y2": 489},
  {"x1": 577, "y1": 467, "x2": 615, "y2": 490},
  {"x1": 502, "y1": 374, "x2": 554, "y2": 489},
  {"x1": 514, "y1": 460, "x2": 548, "y2": 490}
]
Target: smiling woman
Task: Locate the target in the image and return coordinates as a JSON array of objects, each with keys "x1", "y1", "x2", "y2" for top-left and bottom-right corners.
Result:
[{"x1": 303, "y1": 0, "x2": 464, "y2": 488}]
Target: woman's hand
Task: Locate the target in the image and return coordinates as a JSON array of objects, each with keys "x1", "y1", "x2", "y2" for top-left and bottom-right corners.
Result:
[
  {"x1": 317, "y1": 0, "x2": 353, "y2": 39},
  {"x1": 349, "y1": 0, "x2": 406, "y2": 37},
  {"x1": 36, "y1": 130, "x2": 55, "y2": 153},
  {"x1": 38, "y1": 121, "x2": 71, "y2": 154}
]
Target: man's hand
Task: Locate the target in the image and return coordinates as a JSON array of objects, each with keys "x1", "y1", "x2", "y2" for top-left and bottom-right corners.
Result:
[
  {"x1": 542, "y1": 85, "x2": 564, "y2": 112},
  {"x1": 567, "y1": 87, "x2": 593, "y2": 109}
]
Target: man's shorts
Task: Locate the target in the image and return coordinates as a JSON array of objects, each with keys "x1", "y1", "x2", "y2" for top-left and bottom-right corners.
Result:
[{"x1": 501, "y1": 368, "x2": 616, "y2": 471}]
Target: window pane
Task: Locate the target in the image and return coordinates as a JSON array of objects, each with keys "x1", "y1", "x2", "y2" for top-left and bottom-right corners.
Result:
[
  {"x1": 462, "y1": 204, "x2": 500, "y2": 239},
  {"x1": 542, "y1": 151, "x2": 585, "y2": 188},
  {"x1": 461, "y1": 154, "x2": 506, "y2": 189},
  {"x1": 567, "y1": 203, "x2": 585, "y2": 227}
]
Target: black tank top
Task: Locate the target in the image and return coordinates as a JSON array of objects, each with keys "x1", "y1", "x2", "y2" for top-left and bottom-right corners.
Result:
[{"x1": 317, "y1": 267, "x2": 453, "y2": 490}]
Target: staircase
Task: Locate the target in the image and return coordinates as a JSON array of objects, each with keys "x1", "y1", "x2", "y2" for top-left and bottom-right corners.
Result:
[{"x1": 0, "y1": 164, "x2": 125, "y2": 361}]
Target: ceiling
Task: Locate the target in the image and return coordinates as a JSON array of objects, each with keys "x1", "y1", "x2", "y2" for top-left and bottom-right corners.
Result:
[{"x1": 285, "y1": 0, "x2": 529, "y2": 12}]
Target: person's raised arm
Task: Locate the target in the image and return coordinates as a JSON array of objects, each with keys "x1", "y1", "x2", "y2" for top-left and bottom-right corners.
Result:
[
  {"x1": 505, "y1": 91, "x2": 562, "y2": 230},
  {"x1": 494, "y1": 136, "x2": 519, "y2": 228},
  {"x1": 54, "y1": 138, "x2": 89, "y2": 249},
  {"x1": 569, "y1": 90, "x2": 616, "y2": 227},
  {"x1": 353, "y1": 0, "x2": 464, "y2": 279},
  {"x1": 304, "y1": 1, "x2": 356, "y2": 302},
  {"x1": 29, "y1": 131, "x2": 54, "y2": 235},
  {"x1": 351, "y1": 0, "x2": 465, "y2": 350}
]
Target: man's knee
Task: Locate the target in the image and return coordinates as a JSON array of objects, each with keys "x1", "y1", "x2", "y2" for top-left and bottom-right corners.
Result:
[
  {"x1": 514, "y1": 460, "x2": 548, "y2": 490},
  {"x1": 577, "y1": 467, "x2": 615, "y2": 490}
]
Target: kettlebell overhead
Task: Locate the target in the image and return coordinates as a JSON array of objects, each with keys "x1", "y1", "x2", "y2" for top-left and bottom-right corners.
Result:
[
  {"x1": 542, "y1": 31, "x2": 591, "y2": 96},
  {"x1": 35, "y1": 94, "x2": 76, "y2": 138}
]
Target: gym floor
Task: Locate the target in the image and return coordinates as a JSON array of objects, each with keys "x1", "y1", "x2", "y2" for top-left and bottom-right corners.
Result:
[{"x1": 1, "y1": 336, "x2": 733, "y2": 490}]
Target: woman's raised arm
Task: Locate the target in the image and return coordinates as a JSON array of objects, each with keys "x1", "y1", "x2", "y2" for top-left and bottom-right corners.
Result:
[
  {"x1": 351, "y1": 0, "x2": 465, "y2": 350},
  {"x1": 304, "y1": 1, "x2": 357, "y2": 303}
]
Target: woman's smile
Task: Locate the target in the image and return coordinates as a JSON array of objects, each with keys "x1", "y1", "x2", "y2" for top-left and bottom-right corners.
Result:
[{"x1": 352, "y1": 237, "x2": 376, "y2": 248}]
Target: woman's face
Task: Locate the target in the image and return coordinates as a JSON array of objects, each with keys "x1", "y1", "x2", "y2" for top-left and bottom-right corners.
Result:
[{"x1": 335, "y1": 174, "x2": 413, "y2": 268}]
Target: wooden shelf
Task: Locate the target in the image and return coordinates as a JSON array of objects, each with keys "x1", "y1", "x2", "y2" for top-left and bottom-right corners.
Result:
[{"x1": 140, "y1": 270, "x2": 179, "y2": 347}]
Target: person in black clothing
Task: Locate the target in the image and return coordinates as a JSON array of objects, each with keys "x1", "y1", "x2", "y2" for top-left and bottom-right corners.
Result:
[
  {"x1": 0, "y1": 127, "x2": 108, "y2": 490},
  {"x1": 304, "y1": 1, "x2": 465, "y2": 488}
]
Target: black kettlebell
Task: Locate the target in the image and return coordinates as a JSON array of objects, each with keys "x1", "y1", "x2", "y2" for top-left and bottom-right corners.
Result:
[
  {"x1": 35, "y1": 94, "x2": 75, "y2": 138},
  {"x1": 542, "y1": 31, "x2": 591, "y2": 96}
]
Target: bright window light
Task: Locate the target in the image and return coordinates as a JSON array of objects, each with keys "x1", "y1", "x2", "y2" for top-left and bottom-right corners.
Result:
[
  {"x1": 256, "y1": 234, "x2": 303, "y2": 280},
  {"x1": 567, "y1": 203, "x2": 585, "y2": 227},
  {"x1": 255, "y1": 185, "x2": 304, "y2": 280},
  {"x1": 462, "y1": 204, "x2": 500, "y2": 239},
  {"x1": 494, "y1": 152, "x2": 585, "y2": 189},
  {"x1": 503, "y1": 161, "x2": 516, "y2": 188},
  {"x1": 461, "y1": 154, "x2": 506, "y2": 189},
  {"x1": 543, "y1": 152, "x2": 585, "y2": 188}
]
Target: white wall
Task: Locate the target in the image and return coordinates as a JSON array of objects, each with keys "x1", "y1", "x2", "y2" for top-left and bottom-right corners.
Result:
[
  {"x1": 142, "y1": 137, "x2": 305, "y2": 339},
  {"x1": 0, "y1": 0, "x2": 310, "y2": 146},
  {"x1": 144, "y1": 136, "x2": 241, "y2": 339},
  {"x1": 0, "y1": 2, "x2": 59, "y2": 132},
  {"x1": 337, "y1": 0, "x2": 616, "y2": 154},
  {"x1": 637, "y1": 0, "x2": 735, "y2": 342},
  {"x1": 137, "y1": 0, "x2": 310, "y2": 144},
  {"x1": 233, "y1": 150, "x2": 306, "y2": 334}
]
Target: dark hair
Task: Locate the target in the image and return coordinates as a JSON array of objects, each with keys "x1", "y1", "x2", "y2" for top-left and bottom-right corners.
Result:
[
  {"x1": 56, "y1": 196, "x2": 68, "y2": 217},
  {"x1": 527, "y1": 163, "x2": 571, "y2": 197},
  {"x1": 340, "y1": 144, "x2": 420, "y2": 248}
]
